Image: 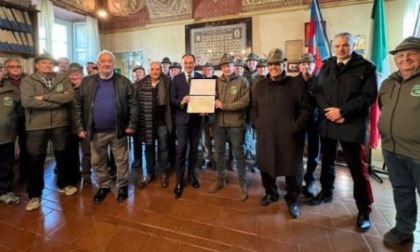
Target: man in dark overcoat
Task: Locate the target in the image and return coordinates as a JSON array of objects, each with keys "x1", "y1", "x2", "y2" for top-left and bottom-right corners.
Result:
[
  {"x1": 311, "y1": 32, "x2": 377, "y2": 232},
  {"x1": 250, "y1": 48, "x2": 311, "y2": 218}
]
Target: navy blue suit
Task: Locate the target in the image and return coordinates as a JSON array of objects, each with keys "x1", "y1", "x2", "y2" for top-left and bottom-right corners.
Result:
[{"x1": 170, "y1": 72, "x2": 203, "y2": 182}]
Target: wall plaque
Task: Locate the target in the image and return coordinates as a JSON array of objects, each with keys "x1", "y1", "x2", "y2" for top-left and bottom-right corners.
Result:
[{"x1": 185, "y1": 18, "x2": 252, "y2": 67}]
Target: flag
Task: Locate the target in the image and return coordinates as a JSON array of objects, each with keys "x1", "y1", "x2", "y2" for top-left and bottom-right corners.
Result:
[
  {"x1": 307, "y1": 0, "x2": 331, "y2": 72},
  {"x1": 369, "y1": 0, "x2": 389, "y2": 148}
]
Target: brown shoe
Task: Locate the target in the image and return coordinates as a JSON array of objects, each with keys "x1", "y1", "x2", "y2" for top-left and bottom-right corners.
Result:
[
  {"x1": 160, "y1": 174, "x2": 169, "y2": 188},
  {"x1": 238, "y1": 183, "x2": 248, "y2": 201},
  {"x1": 208, "y1": 178, "x2": 226, "y2": 193},
  {"x1": 138, "y1": 174, "x2": 155, "y2": 188}
]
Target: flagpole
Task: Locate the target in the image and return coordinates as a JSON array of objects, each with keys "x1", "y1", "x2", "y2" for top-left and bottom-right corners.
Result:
[{"x1": 366, "y1": 0, "x2": 389, "y2": 183}]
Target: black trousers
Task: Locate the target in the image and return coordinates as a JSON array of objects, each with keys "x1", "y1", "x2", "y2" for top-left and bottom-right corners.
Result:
[
  {"x1": 26, "y1": 127, "x2": 69, "y2": 198},
  {"x1": 260, "y1": 171, "x2": 302, "y2": 203},
  {"x1": 17, "y1": 116, "x2": 29, "y2": 181},
  {"x1": 304, "y1": 123, "x2": 320, "y2": 184},
  {"x1": 0, "y1": 142, "x2": 15, "y2": 194},
  {"x1": 175, "y1": 117, "x2": 202, "y2": 182},
  {"x1": 320, "y1": 137, "x2": 374, "y2": 212},
  {"x1": 63, "y1": 133, "x2": 82, "y2": 185}
]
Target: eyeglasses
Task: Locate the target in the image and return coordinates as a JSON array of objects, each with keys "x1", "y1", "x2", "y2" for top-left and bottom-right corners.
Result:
[{"x1": 7, "y1": 65, "x2": 22, "y2": 69}]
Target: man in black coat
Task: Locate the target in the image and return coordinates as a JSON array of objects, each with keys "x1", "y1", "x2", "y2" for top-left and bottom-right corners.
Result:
[
  {"x1": 311, "y1": 32, "x2": 377, "y2": 232},
  {"x1": 251, "y1": 49, "x2": 311, "y2": 218},
  {"x1": 170, "y1": 54, "x2": 203, "y2": 199}
]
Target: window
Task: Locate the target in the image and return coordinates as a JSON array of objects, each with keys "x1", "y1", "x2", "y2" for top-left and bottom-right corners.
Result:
[{"x1": 38, "y1": 19, "x2": 72, "y2": 60}]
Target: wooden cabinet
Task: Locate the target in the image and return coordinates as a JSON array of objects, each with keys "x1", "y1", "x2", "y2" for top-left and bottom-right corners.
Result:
[{"x1": 0, "y1": 0, "x2": 38, "y2": 58}]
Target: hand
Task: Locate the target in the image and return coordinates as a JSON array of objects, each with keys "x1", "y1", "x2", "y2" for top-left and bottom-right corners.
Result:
[
  {"x1": 181, "y1": 95, "x2": 190, "y2": 106},
  {"x1": 35, "y1": 95, "x2": 43, "y2": 101},
  {"x1": 324, "y1": 107, "x2": 342, "y2": 122},
  {"x1": 215, "y1": 99, "x2": 223, "y2": 109},
  {"x1": 125, "y1": 128, "x2": 135, "y2": 135},
  {"x1": 335, "y1": 118, "x2": 345, "y2": 124},
  {"x1": 78, "y1": 131, "x2": 87, "y2": 139}
]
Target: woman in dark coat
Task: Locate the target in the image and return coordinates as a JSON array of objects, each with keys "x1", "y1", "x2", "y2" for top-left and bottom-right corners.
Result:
[{"x1": 250, "y1": 48, "x2": 311, "y2": 218}]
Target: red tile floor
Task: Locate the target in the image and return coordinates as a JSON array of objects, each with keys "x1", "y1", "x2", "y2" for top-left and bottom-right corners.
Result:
[{"x1": 0, "y1": 151, "x2": 418, "y2": 251}]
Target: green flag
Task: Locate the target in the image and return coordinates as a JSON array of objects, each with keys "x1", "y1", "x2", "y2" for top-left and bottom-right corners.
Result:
[
  {"x1": 369, "y1": 0, "x2": 389, "y2": 148},
  {"x1": 371, "y1": 0, "x2": 390, "y2": 80}
]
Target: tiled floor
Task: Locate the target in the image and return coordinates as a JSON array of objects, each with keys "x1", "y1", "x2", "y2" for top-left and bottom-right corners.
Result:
[{"x1": 0, "y1": 151, "x2": 419, "y2": 252}]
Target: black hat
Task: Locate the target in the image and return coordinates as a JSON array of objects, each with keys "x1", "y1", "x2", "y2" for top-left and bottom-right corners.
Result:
[
  {"x1": 389, "y1": 36, "x2": 420, "y2": 55},
  {"x1": 161, "y1": 57, "x2": 171, "y2": 64},
  {"x1": 35, "y1": 52, "x2": 58, "y2": 65},
  {"x1": 133, "y1": 65, "x2": 145, "y2": 72},
  {"x1": 169, "y1": 62, "x2": 182, "y2": 70}
]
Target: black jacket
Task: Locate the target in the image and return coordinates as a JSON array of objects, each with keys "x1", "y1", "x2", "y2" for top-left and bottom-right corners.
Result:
[
  {"x1": 316, "y1": 52, "x2": 377, "y2": 143},
  {"x1": 72, "y1": 73, "x2": 138, "y2": 140}
]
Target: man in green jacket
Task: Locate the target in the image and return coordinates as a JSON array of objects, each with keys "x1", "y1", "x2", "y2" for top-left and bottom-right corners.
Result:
[
  {"x1": 20, "y1": 52, "x2": 75, "y2": 211},
  {"x1": 379, "y1": 37, "x2": 420, "y2": 245},
  {"x1": 208, "y1": 53, "x2": 250, "y2": 201},
  {"x1": 0, "y1": 71, "x2": 21, "y2": 206}
]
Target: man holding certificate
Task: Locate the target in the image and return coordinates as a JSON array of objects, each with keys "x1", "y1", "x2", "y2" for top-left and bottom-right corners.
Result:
[
  {"x1": 208, "y1": 53, "x2": 250, "y2": 201},
  {"x1": 170, "y1": 54, "x2": 203, "y2": 199}
]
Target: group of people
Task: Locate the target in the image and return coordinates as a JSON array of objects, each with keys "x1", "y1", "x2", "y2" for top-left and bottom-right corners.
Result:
[{"x1": 0, "y1": 32, "x2": 419, "y2": 246}]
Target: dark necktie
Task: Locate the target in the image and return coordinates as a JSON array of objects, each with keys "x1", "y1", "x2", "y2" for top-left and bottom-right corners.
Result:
[
  {"x1": 337, "y1": 62, "x2": 345, "y2": 71},
  {"x1": 187, "y1": 73, "x2": 191, "y2": 81}
]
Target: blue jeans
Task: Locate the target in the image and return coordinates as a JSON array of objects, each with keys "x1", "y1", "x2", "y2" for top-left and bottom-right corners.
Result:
[
  {"x1": 214, "y1": 126, "x2": 247, "y2": 184},
  {"x1": 145, "y1": 125, "x2": 169, "y2": 175},
  {"x1": 383, "y1": 149, "x2": 420, "y2": 234}
]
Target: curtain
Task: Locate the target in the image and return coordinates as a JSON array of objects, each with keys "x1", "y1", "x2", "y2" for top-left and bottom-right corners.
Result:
[
  {"x1": 86, "y1": 16, "x2": 101, "y2": 62},
  {"x1": 37, "y1": 0, "x2": 54, "y2": 53},
  {"x1": 402, "y1": 0, "x2": 420, "y2": 38}
]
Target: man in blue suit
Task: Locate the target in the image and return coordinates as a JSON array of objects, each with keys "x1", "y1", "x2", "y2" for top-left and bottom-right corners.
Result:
[{"x1": 170, "y1": 54, "x2": 203, "y2": 198}]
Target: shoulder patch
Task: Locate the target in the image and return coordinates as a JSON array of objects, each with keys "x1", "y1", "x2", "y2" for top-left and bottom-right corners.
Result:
[
  {"x1": 55, "y1": 83, "x2": 64, "y2": 92},
  {"x1": 3, "y1": 97, "x2": 13, "y2": 106},
  {"x1": 411, "y1": 85, "x2": 420, "y2": 97}
]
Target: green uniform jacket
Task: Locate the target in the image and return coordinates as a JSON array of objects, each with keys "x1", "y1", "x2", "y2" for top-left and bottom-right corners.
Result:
[
  {"x1": 378, "y1": 70, "x2": 420, "y2": 160},
  {"x1": 0, "y1": 81, "x2": 20, "y2": 144},
  {"x1": 215, "y1": 73, "x2": 250, "y2": 127},
  {"x1": 20, "y1": 72, "x2": 74, "y2": 131}
]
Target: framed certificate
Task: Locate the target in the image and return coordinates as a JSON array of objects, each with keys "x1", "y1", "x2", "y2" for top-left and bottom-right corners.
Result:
[{"x1": 187, "y1": 78, "x2": 216, "y2": 113}]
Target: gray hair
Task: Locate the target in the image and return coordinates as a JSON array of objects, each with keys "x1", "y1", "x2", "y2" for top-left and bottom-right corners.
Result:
[
  {"x1": 149, "y1": 61, "x2": 162, "y2": 71},
  {"x1": 4, "y1": 58, "x2": 22, "y2": 67},
  {"x1": 97, "y1": 50, "x2": 116, "y2": 62},
  {"x1": 334, "y1": 32, "x2": 355, "y2": 45}
]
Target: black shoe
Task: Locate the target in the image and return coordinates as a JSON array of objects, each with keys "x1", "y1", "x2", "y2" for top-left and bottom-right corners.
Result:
[
  {"x1": 93, "y1": 187, "x2": 110, "y2": 204},
  {"x1": 117, "y1": 186, "x2": 128, "y2": 202},
  {"x1": 131, "y1": 160, "x2": 141, "y2": 169},
  {"x1": 302, "y1": 182, "x2": 317, "y2": 198},
  {"x1": 189, "y1": 176, "x2": 200, "y2": 188},
  {"x1": 173, "y1": 182, "x2": 184, "y2": 199},
  {"x1": 138, "y1": 174, "x2": 155, "y2": 188},
  {"x1": 309, "y1": 191, "x2": 333, "y2": 205},
  {"x1": 356, "y1": 212, "x2": 371, "y2": 232},
  {"x1": 287, "y1": 202, "x2": 300, "y2": 219},
  {"x1": 259, "y1": 194, "x2": 279, "y2": 206},
  {"x1": 200, "y1": 160, "x2": 212, "y2": 169}
]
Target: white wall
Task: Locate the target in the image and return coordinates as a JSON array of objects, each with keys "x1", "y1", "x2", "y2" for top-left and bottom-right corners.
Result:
[{"x1": 101, "y1": 0, "x2": 405, "y2": 72}]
